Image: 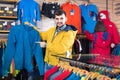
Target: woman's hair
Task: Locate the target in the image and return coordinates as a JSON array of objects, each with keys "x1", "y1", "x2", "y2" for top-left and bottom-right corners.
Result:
[{"x1": 94, "y1": 21, "x2": 107, "y2": 32}]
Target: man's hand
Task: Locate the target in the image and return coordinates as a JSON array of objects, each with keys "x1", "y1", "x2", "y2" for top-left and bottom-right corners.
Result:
[{"x1": 36, "y1": 41, "x2": 47, "y2": 48}]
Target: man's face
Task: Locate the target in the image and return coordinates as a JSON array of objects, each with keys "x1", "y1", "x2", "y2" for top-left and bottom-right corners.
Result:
[{"x1": 55, "y1": 14, "x2": 67, "y2": 27}]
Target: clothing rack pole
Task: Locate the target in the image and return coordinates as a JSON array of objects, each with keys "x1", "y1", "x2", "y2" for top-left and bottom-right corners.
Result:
[
  {"x1": 72, "y1": 53, "x2": 100, "y2": 57},
  {"x1": 52, "y1": 55, "x2": 120, "y2": 70}
]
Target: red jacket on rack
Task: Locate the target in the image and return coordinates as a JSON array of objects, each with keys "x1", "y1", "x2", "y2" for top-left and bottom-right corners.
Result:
[
  {"x1": 85, "y1": 31, "x2": 111, "y2": 57},
  {"x1": 85, "y1": 30, "x2": 112, "y2": 64},
  {"x1": 98, "y1": 10, "x2": 120, "y2": 45}
]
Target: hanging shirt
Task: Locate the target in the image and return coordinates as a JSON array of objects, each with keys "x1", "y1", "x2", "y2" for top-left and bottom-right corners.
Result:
[
  {"x1": 41, "y1": 2, "x2": 60, "y2": 18},
  {"x1": 44, "y1": 66, "x2": 59, "y2": 80},
  {"x1": 61, "y1": 2, "x2": 82, "y2": 34},
  {"x1": 98, "y1": 10, "x2": 120, "y2": 45},
  {"x1": 54, "y1": 69, "x2": 71, "y2": 80},
  {"x1": 17, "y1": 0, "x2": 41, "y2": 27},
  {"x1": 80, "y1": 4, "x2": 98, "y2": 33},
  {"x1": 85, "y1": 31, "x2": 111, "y2": 64}
]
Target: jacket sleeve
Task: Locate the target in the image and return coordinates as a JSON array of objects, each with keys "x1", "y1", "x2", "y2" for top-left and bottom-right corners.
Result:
[
  {"x1": 3, "y1": 27, "x2": 16, "y2": 71},
  {"x1": 40, "y1": 31, "x2": 49, "y2": 41},
  {"x1": 33, "y1": 32, "x2": 44, "y2": 75},
  {"x1": 17, "y1": 2, "x2": 22, "y2": 23},
  {"x1": 47, "y1": 31, "x2": 77, "y2": 54},
  {"x1": 111, "y1": 22, "x2": 120, "y2": 44},
  {"x1": 36, "y1": 3, "x2": 41, "y2": 21},
  {"x1": 34, "y1": 27, "x2": 53, "y2": 41},
  {"x1": 84, "y1": 30, "x2": 94, "y2": 41}
]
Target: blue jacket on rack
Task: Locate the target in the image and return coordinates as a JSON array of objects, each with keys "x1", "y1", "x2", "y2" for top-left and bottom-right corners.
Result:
[
  {"x1": 3, "y1": 24, "x2": 44, "y2": 76},
  {"x1": 80, "y1": 4, "x2": 98, "y2": 33},
  {"x1": 17, "y1": 0, "x2": 41, "y2": 26}
]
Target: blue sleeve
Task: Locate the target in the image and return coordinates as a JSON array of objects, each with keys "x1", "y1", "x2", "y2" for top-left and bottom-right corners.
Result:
[
  {"x1": 3, "y1": 27, "x2": 16, "y2": 71},
  {"x1": 33, "y1": 31, "x2": 44, "y2": 75},
  {"x1": 17, "y1": 2, "x2": 22, "y2": 21},
  {"x1": 93, "y1": 5, "x2": 98, "y2": 14},
  {"x1": 36, "y1": 3, "x2": 41, "y2": 21},
  {"x1": 91, "y1": 4, "x2": 98, "y2": 16}
]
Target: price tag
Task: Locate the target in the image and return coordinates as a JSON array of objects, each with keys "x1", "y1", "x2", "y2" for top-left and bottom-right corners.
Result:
[
  {"x1": 4, "y1": 7, "x2": 9, "y2": 11},
  {"x1": 70, "y1": 9, "x2": 74, "y2": 15}
]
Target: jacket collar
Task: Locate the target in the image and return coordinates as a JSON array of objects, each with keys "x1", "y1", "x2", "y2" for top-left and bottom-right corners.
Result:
[{"x1": 56, "y1": 24, "x2": 77, "y2": 32}]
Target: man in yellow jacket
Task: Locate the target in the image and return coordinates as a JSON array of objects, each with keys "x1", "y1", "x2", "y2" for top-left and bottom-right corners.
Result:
[{"x1": 35, "y1": 9, "x2": 77, "y2": 72}]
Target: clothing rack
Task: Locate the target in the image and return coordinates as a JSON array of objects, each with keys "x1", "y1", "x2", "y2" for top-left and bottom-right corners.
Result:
[
  {"x1": 72, "y1": 53, "x2": 100, "y2": 61},
  {"x1": 72, "y1": 53, "x2": 100, "y2": 57},
  {"x1": 52, "y1": 55, "x2": 120, "y2": 71},
  {"x1": 72, "y1": 53, "x2": 120, "y2": 61}
]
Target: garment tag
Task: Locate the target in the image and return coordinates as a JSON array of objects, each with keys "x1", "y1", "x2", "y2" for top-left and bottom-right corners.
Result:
[
  {"x1": 51, "y1": 10, "x2": 55, "y2": 14},
  {"x1": 70, "y1": 9, "x2": 74, "y2": 15},
  {"x1": 11, "y1": 22, "x2": 15, "y2": 26},
  {"x1": 66, "y1": 50, "x2": 70, "y2": 58},
  {"x1": 93, "y1": 17, "x2": 96, "y2": 21}
]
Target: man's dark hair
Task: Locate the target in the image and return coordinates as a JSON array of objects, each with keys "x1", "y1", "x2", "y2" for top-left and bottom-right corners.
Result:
[{"x1": 55, "y1": 9, "x2": 66, "y2": 16}]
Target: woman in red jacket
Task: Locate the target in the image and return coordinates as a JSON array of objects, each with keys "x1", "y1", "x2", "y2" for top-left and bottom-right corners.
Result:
[{"x1": 85, "y1": 21, "x2": 111, "y2": 64}]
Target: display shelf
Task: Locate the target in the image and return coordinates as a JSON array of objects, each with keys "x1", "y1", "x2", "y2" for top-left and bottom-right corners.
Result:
[
  {"x1": 0, "y1": 0, "x2": 17, "y2": 33},
  {"x1": 0, "y1": 16, "x2": 17, "y2": 19},
  {"x1": 0, "y1": 0, "x2": 18, "y2": 4},
  {"x1": 0, "y1": 30, "x2": 9, "y2": 33}
]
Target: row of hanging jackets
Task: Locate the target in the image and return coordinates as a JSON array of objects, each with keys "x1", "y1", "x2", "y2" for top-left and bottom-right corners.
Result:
[
  {"x1": 17, "y1": 0, "x2": 98, "y2": 34},
  {"x1": 44, "y1": 58, "x2": 120, "y2": 80},
  {"x1": 41, "y1": 1, "x2": 98, "y2": 34}
]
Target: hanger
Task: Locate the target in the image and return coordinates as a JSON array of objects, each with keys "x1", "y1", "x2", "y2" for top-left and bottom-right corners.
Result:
[
  {"x1": 58, "y1": 58, "x2": 73, "y2": 72},
  {"x1": 82, "y1": 0, "x2": 89, "y2": 6},
  {"x1": 91, "y1": 72, "x2": 100, "y2": 80},
  {"x1": 24, "y1": 22, "x2": 35, "y2": 27}
]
